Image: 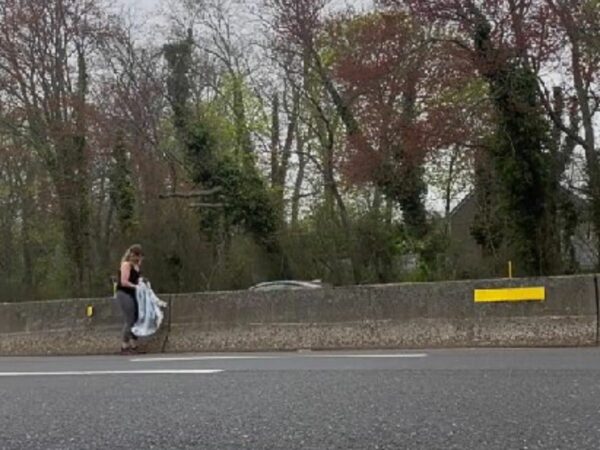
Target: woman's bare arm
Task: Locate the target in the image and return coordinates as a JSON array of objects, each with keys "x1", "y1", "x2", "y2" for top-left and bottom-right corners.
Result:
[{"x1": 120, "y1": 262, "x2": 137, "y2": 288}]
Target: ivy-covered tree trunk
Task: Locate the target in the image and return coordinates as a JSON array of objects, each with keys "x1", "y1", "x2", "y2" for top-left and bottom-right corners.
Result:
[
  {"x1": 232, "y1": 74, "x2": 254, "y2": 158},
  {"x1": 472, "y1": 153, "x2": 505, "y2": 262},
  {"x1": 109, "y1": 130, "x2": 137, "y2": 236},
  {"x1": 470, "y1": 8, "x2": 560, "y2": 275},
  {"x1": 163, "y1": 32, "x2": 291, "y2": 279},
  {"x1": 45, "y1": 45, "x2": 92, "y2": 295}
]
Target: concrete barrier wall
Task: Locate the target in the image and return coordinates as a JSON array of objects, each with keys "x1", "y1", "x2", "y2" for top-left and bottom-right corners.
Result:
[
  {"x1": 0, "y1": 297, "x2": 170, "y2": 356},
  {"x1": 0, "y1": 274, "x2": 597, "y2": 356}
]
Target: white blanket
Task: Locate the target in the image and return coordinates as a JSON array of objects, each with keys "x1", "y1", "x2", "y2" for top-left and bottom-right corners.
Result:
[{"x1": 132, "y1": 280, "x2": 167, "y2": 337}]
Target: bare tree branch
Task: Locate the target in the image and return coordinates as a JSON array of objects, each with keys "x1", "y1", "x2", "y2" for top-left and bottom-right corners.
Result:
[{"x1": 159, "y1": 187, "x2": 223, "y2": 199}]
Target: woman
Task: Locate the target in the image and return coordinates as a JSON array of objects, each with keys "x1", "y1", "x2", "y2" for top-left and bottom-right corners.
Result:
[{"x1": 116, "y1": 244, "x2": 144, "y2": 354}]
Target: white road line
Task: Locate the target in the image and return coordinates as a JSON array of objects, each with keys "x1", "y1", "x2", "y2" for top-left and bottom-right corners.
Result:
[
  {"x1": 312, "y1": 354, "x2": 428, "y2": 359},
  {"x1": 0, "y1": 370, "x2": 223, "y2": 377},
  {"x1": 131, "y1": 356, "x2": 281, "y2": 362},
  {"x1": 130, "y1": 353, "x2": 428, "y2": 362}
]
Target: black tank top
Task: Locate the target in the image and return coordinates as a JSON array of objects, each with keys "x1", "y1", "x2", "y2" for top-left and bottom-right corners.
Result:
[{"x1": 117, "y1": 264, "x2": 140, "y2": 297}]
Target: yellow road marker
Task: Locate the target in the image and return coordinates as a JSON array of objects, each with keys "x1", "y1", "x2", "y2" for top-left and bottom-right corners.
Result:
[{"x1": 474, "y1": 287, "x2": 545, "y2": 303}]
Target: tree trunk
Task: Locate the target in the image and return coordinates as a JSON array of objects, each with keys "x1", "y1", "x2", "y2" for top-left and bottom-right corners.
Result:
[
  {"x1": 232, "y1": 75, "x2": 253, "y2": 158},
  {"x1": 568, "y1": 23, "x2": 600, "y2": 267},
  {"x1": 271, "y1": 89, "x2": 299, "y2": 226},
  {"x1": 270, "y1": 93, "x2": 280, "y2": 188},
  {"x1": 291, "y1": 133, "x2": 306, "y2": 228},
  {"x1": 469, "y1": 4, "x2": 558, "y2": 275}
]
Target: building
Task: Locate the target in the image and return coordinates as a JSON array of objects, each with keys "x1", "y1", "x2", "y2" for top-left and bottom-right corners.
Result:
[{"x1": 447, "y1": 192, "x2": 597, "y2": 278}]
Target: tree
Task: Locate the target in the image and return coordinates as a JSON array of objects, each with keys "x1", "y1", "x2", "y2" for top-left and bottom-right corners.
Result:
[
  {"x1": 381, "y1": 0, "x2": 565, "y2": 275},
  {"x1": 0, "y1": 0, "x2": 120, "y2": 293},
  {"x1": 109, "y1": 130, "x2": 137, "y2": 235},
  {"x1": 538, "y1": 0, "x2": 600, "y2": 268},
  {"x1": 269, "y1": 2, "x2": 438, "y2": 243},
  {"x1": 162, "y1": 30, "x2": 289, "y2": 277},
  {"x1": 329, "y1": 11, "x2": 485, "y2": 239},
  {"x1": 270, "y1": 87, "x2": 300, "y2": 226}
]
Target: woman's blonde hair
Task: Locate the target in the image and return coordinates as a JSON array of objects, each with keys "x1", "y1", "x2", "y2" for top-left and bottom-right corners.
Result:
[{"x1": 121, "y1": 244, "x2": 143, "y2": 263}]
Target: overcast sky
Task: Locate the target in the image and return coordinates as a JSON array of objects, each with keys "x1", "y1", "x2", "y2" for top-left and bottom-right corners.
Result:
[{"x1": 118, "y1": 0, "x2": 161, "y2": 12}]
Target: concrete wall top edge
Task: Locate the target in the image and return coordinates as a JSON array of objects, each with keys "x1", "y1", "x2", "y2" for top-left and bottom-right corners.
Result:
[{"x1": 2, "y1": 273, "x2": 597, "y2": 306}]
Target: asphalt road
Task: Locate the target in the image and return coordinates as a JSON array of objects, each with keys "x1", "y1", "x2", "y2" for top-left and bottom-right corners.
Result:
[{"x1": 2, "y1": 348, "x2": 600, "y2": 450}]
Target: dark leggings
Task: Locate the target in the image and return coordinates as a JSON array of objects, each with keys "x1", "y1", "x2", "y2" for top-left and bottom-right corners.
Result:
[{"x1": 116, "y1": 290, "x2": 138, "y2": 343}]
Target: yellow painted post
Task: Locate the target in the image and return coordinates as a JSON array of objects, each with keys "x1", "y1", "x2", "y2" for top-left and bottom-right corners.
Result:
[
  {"x1": 86, "y1": 305, "x2": 94, "y2": 318},
  {"x1": 508, "y1": 261, "x2": 513, "y2": 279}
]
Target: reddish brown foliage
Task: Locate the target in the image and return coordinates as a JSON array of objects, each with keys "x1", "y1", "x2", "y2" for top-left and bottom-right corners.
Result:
[
  {"x1": 330, "y1": 11, "x2": 488, "y2": 184},
  {"x1": 378, "y1": 0, "x2": 563, "y2": 73}
]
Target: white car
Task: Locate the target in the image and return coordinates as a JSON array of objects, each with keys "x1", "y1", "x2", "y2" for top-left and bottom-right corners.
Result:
[{"x1": 248, "y1": 280, "x2": 329, "y2": 291}]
